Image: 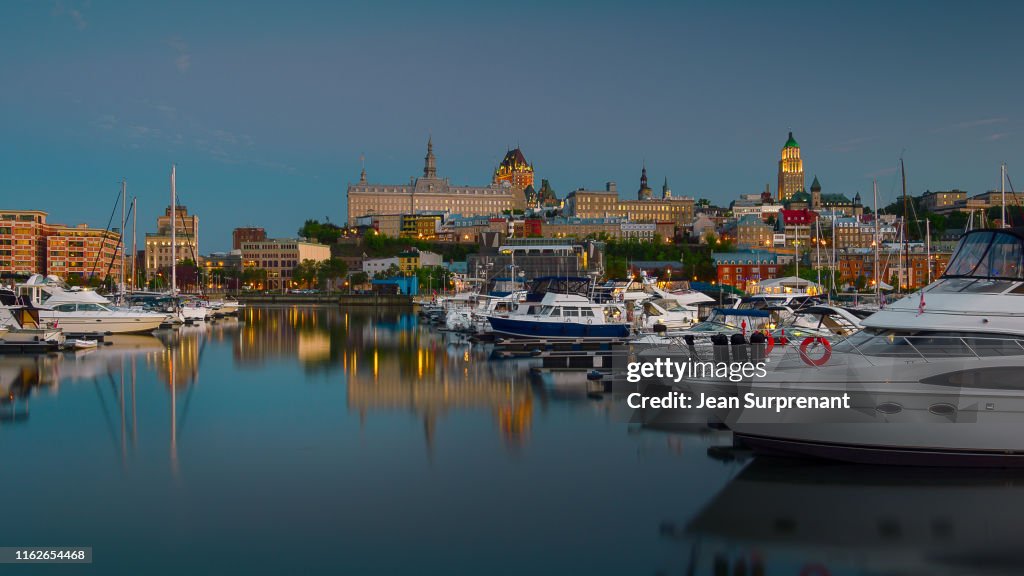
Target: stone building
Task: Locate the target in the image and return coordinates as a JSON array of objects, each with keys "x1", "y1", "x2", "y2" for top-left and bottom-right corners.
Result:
[{"x1": 346, "y1": 138, "x2": 527, "y2": 226}]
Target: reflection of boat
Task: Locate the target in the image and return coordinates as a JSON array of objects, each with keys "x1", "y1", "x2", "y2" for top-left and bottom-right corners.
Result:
[
  {"x1": 683, "y1": 458, "x2": 1024, "y2": 575},
  {"x1": 730, "y1": 228, "x2": 1024, "y2": 466}
]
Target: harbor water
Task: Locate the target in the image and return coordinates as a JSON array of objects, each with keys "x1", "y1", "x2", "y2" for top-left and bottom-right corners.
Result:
[{"x1": 1, "y1": 305, "x2": 1022, "y2": 575}]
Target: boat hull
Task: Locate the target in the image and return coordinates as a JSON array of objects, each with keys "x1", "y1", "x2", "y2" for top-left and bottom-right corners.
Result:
[
  {"x1": 40, "y1": 312, "x2": 165, "y2": 335},
  {"x1": 487, "y1": 316, "x2": 629, "y2": 339}
]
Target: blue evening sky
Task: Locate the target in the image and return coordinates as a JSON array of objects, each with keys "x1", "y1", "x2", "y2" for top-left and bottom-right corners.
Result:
[{"x1": 2, "y1": 0, "x2": 1021, "y2": 251}]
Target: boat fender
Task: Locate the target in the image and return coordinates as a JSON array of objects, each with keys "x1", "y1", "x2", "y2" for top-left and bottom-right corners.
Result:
[{"x1": 799, "y1": 337, "x2": 831, "y2": 367}]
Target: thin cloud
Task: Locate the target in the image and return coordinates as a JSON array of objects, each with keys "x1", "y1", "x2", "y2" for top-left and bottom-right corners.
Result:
[
  {"x1": 52, "y1": 1, "x2": 87, "y2": 30},
  {"x1": 827, "y1": 136, "x2": 874, "y2": 153},
  {"x1": 985, "y1": 132, "x2": 1009, "y2": 141},
  {"x1": 933, "y1": 117, "x2": 1009, "y2": 133},
  {"x1": 864, "y1": 166, "x2": 898, "y2": 178},
  {"x1": 90, "y1": 114, "x2": 117, "y2": 130},
  {"x1": 167, "y1": 37, "x2": 191, "y2": 73}
]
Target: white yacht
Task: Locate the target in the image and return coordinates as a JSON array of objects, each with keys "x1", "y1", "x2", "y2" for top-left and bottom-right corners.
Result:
[
  {"x1": 728, "y1": 228, "x2": 1024, "y2": 466},
  {"x1": 11, "y1": 275, "x2": 166, "y2": 335}
]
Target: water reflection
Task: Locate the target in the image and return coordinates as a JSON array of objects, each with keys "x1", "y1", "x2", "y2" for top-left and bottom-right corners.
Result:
[{"x1": 676, "y1": 458, "x2": 1024, "y2": 576}]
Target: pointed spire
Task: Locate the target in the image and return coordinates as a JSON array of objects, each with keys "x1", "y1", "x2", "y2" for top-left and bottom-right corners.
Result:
[
  {"x1": 359, "y1": 167, "x2": 367, "y2": 184},
  {"x1": 662, "y1": 176, "x2": 672, "y2": 199},
  {"x1": 811, "y1": 175, "x2": 821, "y2": 191},
  {"x1": 423, "y1": 135, "x2": 437, "y2": 178}
]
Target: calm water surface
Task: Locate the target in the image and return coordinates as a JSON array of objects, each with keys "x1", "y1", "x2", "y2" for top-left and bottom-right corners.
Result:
[{"x1": 1, "y1": 306, "x2": 1021, "y2": 575}]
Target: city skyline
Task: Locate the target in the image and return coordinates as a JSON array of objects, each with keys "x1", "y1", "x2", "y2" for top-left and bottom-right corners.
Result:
[{"x1": 2, "y1": 1, "x2": 1022, "y2": 251}]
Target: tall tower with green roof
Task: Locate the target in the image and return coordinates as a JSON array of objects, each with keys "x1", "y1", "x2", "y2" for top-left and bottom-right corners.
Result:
[{"x1": 777, "y1": 131, "x2": 805, "y2": 202}]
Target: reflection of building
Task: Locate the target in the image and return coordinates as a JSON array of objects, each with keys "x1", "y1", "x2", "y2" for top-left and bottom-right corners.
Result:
[
  {"x1": 346, "y1": 138, "x2": 527, "y2": 226},
  {"x1": 777, "y1": 131, "x2": 804, "y2": 202},
  {"x1": 345, "y1": 342, "x2": 533, "y2": 449},
  {"x1": 240, "y1": 238, "x2": 331, "y2": 291},
  {"x1": 145, "y1": 205, "x2": 200, "y2": 280}
]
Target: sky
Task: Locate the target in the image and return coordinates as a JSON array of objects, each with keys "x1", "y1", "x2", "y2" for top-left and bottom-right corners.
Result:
[{"x1": 2, "y1": 0, "x2": 1022, "y2": 252}]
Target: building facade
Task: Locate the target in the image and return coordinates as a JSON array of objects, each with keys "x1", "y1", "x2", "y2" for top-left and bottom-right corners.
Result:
[
  {"x1": 0, "y1": 210, "x2": 123, "y2": 283},
  {"x1": 240, "y1": 239, "x2": 331, "y2": 291},
  {"x1": 0, "y1": 210, "x2": 51, "y2": 278},
  {"x1": 233, "y1": 227, "x2": 267, "y2": 250},
  {"x1": 145, "y1": 205, "x2": 200, "y2": 280},
  {"x1": 777, "y1": 131, "x2": 805, "y2": 202},
  {"x1": 713, "y1": 250, "x2": 780, "y2": 293},
  {"x1": 346, "y1": 138, "x2": 527, "y2": 227},
  {"x1": 563, "y1": 181, "x2": 695, "y2": 229},
  {"x1": 46, "y1": 224, "x2": 122, "y2": 283}
]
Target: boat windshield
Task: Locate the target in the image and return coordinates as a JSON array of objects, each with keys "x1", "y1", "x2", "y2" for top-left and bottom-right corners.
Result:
[
  {"x1": 834, "y1": 328, "x2": 1024, "y2": 358},
  {"x1": 944, "y1": 230, "x2": 1024, "y2": 280}
]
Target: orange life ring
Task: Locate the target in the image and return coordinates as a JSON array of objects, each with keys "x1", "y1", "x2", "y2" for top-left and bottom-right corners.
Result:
[
  {"x1": 799, "y1": 337, "x2": 832, "y2": 366},
  {"x1": 799, "y1": 563, "x2": 831, "y2": 576}
]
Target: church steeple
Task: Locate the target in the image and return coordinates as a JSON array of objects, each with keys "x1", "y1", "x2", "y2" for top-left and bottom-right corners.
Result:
[
  {"x1": 638, "y1": 163, "x2": 652, "y2": 200},
  {"x1": 423, "y1": 136, "x2": 437, "y2": 179},
  {"x1": 662, "y1": 177, "x2": 672, "y2": 199}
]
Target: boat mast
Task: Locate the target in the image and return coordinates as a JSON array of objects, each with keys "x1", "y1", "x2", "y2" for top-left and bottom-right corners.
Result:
[
  {"x1": 873, "y1": 179, "x2": 880, "y2": 302},
  {"x1": 830, "y1": 209, "x2": 837, "y2": 301},
  {"x1": 814, "y1": 217, "x2": 823, "y2": 299},
  {"x1": 131, "y1": 196, "x2": 137, "y2": 293},
  {"x1": 171, "y1": 165, "x2": 177, "y2": 296},
  {"x1": 120, "y1": 178, "x2": 127, "y2": 303},
  {"x1": 901, "y1": 159, "x2": 909, "y2": 291},
  {"x1": 1002, "y1": 162, "x2": 1008, "y2": 228},
  {"x1": 925, "y1": 218, "x2": 932, "y2": 284}
]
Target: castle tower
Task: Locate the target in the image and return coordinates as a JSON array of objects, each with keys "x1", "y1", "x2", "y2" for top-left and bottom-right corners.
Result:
[
  {"x1": 810, "y1": 175, "x2": 821, "y2": 210},
  {"x1": 662, "y1": 177, "x2": 672, "y2": 199},
  {"x1": 777, "y1": 131, "x2": 804, "y2": 201},
  {"x1": 493, "y1": 147, "x2": 535, "y2": 189},
  {"x1": 638, "y1": 164, "x2": 653, "y2": 200},
  {"x1": 423, "y1": 136, "x2": 437, "y2": 179}
]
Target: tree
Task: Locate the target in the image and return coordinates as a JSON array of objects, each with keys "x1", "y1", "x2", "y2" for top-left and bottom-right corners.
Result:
[
  {"x1": 317, "y1": 258, "x2": 349, "y2": 291},
  {"x1": 349, "y1": 271, "x2": 369, "y2": 288},
  {"x1": 242, "y1": 268, "x2": 268, "y2": 290},
  {"x1": 298, "y1": 219, "x2": 343, "y2": 245},
  {"x1": 292, "y1": 259, "x2": 321, "y2": 288},
  {"x1": 605, "y1": 256, "x2": 628, "y2": 280}
]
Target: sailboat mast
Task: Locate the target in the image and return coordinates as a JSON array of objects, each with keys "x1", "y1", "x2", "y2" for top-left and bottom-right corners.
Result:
[
  {"x1": 171, "y1": 165, "x2": 177, "y2": 296},
  {"x1": 120, "y1": 178, "x2": 127, "y2": 302},
  {"x1": 901, "y1": 159, "x2": 909, "y2": 291},
  {"x1": 830, "y1": 211, "x2": 836, "y2": 303},
  {"x1": 1002, "y1": 162, "x2": 1007, "y2": 229},
  {"x1": 925, "y1": 218, "x2": 932, "y2": 284},
  {"x1": 873, "y1": 179, "x2": 880, "y2": 302},
  {"x1": 131, "y1": 197, "x2": 137, "y2": 292}
]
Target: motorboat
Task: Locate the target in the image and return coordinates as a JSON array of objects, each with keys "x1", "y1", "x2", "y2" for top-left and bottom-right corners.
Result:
[
  {"x1": 0, "y1": 305, "x2": 66, "y2": 353},
  {"x1": 10, "y1": 276, "x2": 166, "y2": 335},
  {"x1": 728, "y1": 228, "x2": 1024, "y2": 466},
  {"x1": 486, "y1": 292, "x2": 630, "y2": 340}
]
